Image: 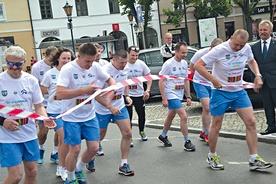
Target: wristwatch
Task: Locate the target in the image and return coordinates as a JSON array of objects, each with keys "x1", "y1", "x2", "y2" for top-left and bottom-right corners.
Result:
[
  {"x1": 256, "y1": 74, "x2": 262, "y2": 78},
  {"x1": 186, "y1": 96, "x2": 192, "y2": 100}
]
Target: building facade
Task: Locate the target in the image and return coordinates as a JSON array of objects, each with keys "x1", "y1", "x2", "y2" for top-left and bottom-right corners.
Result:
[
  {"x1": 28, "y1": 0, "x2": 162, "y2": 60},
  {"x1": 0, "y1": 0, "x2": 35, "y2": 72},
  {"x1": 158, "y1": 0, "x2": 275, "y2": 47}
]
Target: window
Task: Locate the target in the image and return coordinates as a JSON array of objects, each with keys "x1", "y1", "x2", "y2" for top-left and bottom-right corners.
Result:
[
  {"x1": 39, "y1": 0, "x2": 53, "y2": 19},
  {"x1": 0, "y1": 3, "x2": 6, "y2": 21},
  {"x1": 75, "y1": 0, "x2": 88, "y2": 16},
  {"x1": 109, "y1": 0, "x2": 120, "y2": 14}
]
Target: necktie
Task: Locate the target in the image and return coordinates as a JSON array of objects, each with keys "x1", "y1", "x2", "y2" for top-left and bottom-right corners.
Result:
[{"x1": 263, "y1": 41, "x2": 267, "y2": 60}]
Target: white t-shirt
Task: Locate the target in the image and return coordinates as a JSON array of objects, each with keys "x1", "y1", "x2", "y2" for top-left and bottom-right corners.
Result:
[
  {"x1": 98, "y1": 59, "x2": 109, "y2": 67},
  {"x1": 41, "y1": 67, "x2": 61, "y2": 114},
  {"x1": 159, "y1": 57, "x2": 188, "y2": 100},
  {"x1": 191, "y1": 47, "x2": 212, "y2": 84},
  {"x1": 95, "y1": 63, "x2": 129, "y2": 115},
  {"x1": 31, "y1": 59, "x2": 51, "y2": 106},
  {"x1": 201, "y1": 41, "x2": 253, "y2": 92},
  {"x1": 127, "y1": 59, "x2": 151, "y2": 97},
  {"x1": 57, "y1": 60, "x2": 110, "y2": 122},
  {"x1": 0, "y1": 71, "x2": 43, "y2": 143}
]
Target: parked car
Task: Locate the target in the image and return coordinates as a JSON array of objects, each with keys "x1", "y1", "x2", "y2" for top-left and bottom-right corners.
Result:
[{"x1": 138, "y1": 46, "x2": 263, "y2": 108}]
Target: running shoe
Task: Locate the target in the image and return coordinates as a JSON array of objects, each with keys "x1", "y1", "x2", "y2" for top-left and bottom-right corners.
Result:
[
  {"x1": 38, "y1": 149, "x2": 45, "y2": 164},
  {"x1": 64, "y1": 179, "x2": 78, "y2": 184},
  {"x1": 249, "y1": 155, "x2": 273, "y2": 171},
  {"x1": 199, "y1": 131, "x2": 209, "y2": 144},
  {"x1": 50, "y1": 152, "x2": 59, "y2": 164},
  {"x1": 130, "y1": 139, "x2": 134, "y2": 148},
  {"x1": 118, "y1": 163, "x2": 134, "y2": 176},
  {"x1": 157, "y1": 135, "x2": 172, "y2": 147},
  {"x1": 56, "y1": 166, "x2": 67, "y2": 181},
  {"x1": 75, "y1": 170, "x2": 87, "y2": 184},
  {"x1": 206, "y1": 155, "x2": 224, "y2": 170},
  {"x1": 96, "y1": 143, "x2": 104, "y2": 156},
  {"x1": 184, "y1": 140, "x2": 196, "y2": 151},
  {"x1": 139, "y1": 131, "x2": 148, "y2": 141},
  {"x1": 86, "y1": 157, "x2": 95, "y2": 172}
]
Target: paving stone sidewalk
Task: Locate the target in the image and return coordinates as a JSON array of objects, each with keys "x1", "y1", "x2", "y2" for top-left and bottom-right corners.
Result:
[{"x1": 132, "y1": 101, "x2": 276, "y2": 144}]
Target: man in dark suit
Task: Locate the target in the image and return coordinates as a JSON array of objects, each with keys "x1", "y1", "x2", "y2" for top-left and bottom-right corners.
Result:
[
  {"x1": 251, "y1": 20, "x2": 276, "y2": 135},
  {"x1": 160, "y1": 33, "x2": 176, "y2": 62}
]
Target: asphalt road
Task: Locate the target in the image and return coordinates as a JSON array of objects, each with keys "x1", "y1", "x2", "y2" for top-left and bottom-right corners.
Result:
[{"x1": 1, "y1": 124, "x2": 275, "y2": 184}]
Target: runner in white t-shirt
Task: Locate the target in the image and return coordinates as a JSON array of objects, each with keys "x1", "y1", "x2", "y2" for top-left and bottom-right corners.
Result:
[
  {"x1": 126, "y1": 46, "x2": 152, "y2": 143},
  {"x1": 93, "y1": 49, "x2": 134, "y2": 176},
  {"x1": 194, "y1": 29, "x2": 273, "y2": 171},
  {"x1": 189, "y1": 38, "x2": 223, "y2": 144},
  {"x1": 56, "y1": 43, "x2": 116, "y2": 184},
  {"x1": 41, "y1": 47, "x2": 74, "y2": 181},
  {"x1": 157, "y1": 42, "x2": 196, "y2": 152},
  {"x1": 0, "y1": 46, "x2": 55, "y2": 184},
  {"x1": 31, "y1": 46, "x2": 59, "y2": 164}
]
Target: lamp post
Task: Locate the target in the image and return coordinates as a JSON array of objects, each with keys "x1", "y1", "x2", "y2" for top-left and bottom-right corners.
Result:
[
  {"x1": 183, "y1": 0, "x2": 190, "y2": 45},
  {"x1": 127, "y1": 14, "x2": 135, "y2": 45},
  {"x1": 134, "y1": 24, "x2": 139, "y2": 47},
  {"x1": 63, "y1": 1, "x2": 75, "y2": 55}
]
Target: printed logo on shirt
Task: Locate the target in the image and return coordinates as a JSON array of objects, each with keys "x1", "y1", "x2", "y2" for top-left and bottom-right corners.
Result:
[
  {"x1": 129, "y1": 85, "x2": 137, "y2": 90},
  {"x1": 226, "y1": 54, "x2": 230, "y2": 60},
  {"x1": 173, "y1": 67, "x2": 176, "y2": 71},
  {"x1": 39, "y1": 71, "x2": 44, "y2": 76},
  {"x1": 1, "y1": 90, "x2": 8, "y2": 97},
  {"x1": 21, "y1": 89, "x2": 28, "y2": 95},
  {"x1": 51, "y1": 75, "x2": 56, "y2": 79},
  {"x1": 88, "y1": 73, "x2": 95, "y2": 78},
  {"x1": 74, "y1": 74, "x2": 78, "y2": 79},
  {"x1": 14, "y1": 91, "x2": 17, "y2": 95}
]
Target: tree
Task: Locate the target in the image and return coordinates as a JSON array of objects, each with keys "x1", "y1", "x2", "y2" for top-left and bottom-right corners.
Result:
[
  {"x1": 163, "y1": 0, "x2": 232, "y2": 28},
  {"x1": 232, "y1": 0, "x2": 261, "y2": 41},
  {"x1": 119, "y1": 0, "x2": 157, "y2": 30}
]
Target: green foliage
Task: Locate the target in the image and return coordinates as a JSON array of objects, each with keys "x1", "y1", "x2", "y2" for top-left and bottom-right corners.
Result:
[
  {"x1": 119, "y1": 0, "x2": 157, "y2": 28},
  {"x1": 163, "y1": 0, "x2": 232, "y2": 28},
  {"x1": 233, "y1": 0, "x2": 260, "y2": 20}
]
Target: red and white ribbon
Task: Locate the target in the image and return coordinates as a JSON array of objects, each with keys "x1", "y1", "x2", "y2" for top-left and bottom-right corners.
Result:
[{"x1": 0, "y1": 74, "x2": 256, "y2": 120}]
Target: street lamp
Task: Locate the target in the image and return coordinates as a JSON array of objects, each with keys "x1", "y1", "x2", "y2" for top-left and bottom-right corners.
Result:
[
  {"x1": 63, "y1": 1, "x2": 75, "y2": 55},
  {"x1": 127, "y1": 14, "x2": 135, "y2": 45},
  {"x1": 183, "y1": 0, "x2": 190, "y2": 45},
  {"x1": 134, "y1": 24, "x2": 139, "y2": 46}
]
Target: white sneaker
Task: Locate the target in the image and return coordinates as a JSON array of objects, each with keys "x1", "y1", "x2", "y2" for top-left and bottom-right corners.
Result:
[{"x1": 56, "y1": 166, "x2": 67, "y2": 181}]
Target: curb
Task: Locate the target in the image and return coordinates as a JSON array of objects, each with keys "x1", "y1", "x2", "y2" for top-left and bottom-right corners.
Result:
[{"x1": 133, "y1": 122, "x2": 276, "y2": 144}]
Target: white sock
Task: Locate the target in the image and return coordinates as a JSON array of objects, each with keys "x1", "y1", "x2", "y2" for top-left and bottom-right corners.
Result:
[
  {"x1": 67, "y1": 170, "x2": 75, "y2": 181},
  {"x1": 249, "y1": 154, "x2": 258, "y2": 163},
  {"x1": 208, "y1": 152, "x2": 217, "y2": 158},
  {"x1": 76, "y1": 159, "x2": 86, "y2": 172},
  {"x1": 39, "y1": 145, "x2": 45, "y2": 150},
  {"x1": 121, "y1": 159, "x2": 127, "y2": 166},
  {"x1": 52, "y1": 146, "x2": 58, "y2": 154}
]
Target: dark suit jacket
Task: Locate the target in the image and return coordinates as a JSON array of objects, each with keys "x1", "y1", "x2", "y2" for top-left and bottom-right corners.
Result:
[{"x1": 251, "y1": 38, "x2": 276, "y2": 89}]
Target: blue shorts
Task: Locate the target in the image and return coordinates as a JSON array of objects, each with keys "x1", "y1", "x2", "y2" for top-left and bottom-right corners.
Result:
[
  {"x1": 96, "y1": 106, "x2": 130, "y2": 129},
  {"x1": 210, "y1": 89, "x2": 252, "y2": 116},
  {"x1": 48, "y1": 113, "x2": 63, "y2": 131},
  {"x1": 193, "y1": 82, "x2": 212, "y2": 99},
  {"x1": 63, "y1": 118, "x2": 100, "y2": 146},
  {"x1": 168, "y1": 99, "x2": 183, "y2": 110},
  {"x1": 0, "y1": 139, "x2": 39, "y2": 168}
]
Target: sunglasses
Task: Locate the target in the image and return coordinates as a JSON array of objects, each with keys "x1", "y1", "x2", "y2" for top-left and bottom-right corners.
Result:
[
  {"x1": 7, "y1": 61, "x2": 24, "y2": 67},
  {"x1": 130, "y1": 47, "x2": 140, "y2": 52}
]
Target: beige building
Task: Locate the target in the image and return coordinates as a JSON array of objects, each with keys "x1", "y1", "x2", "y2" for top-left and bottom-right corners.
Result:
[
  {"x1": 158, "y1": 0, "x2": 274, "y2": 47},
  {"x1": 0, "y1": 0, "x2": 35, "y2": 72}
]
